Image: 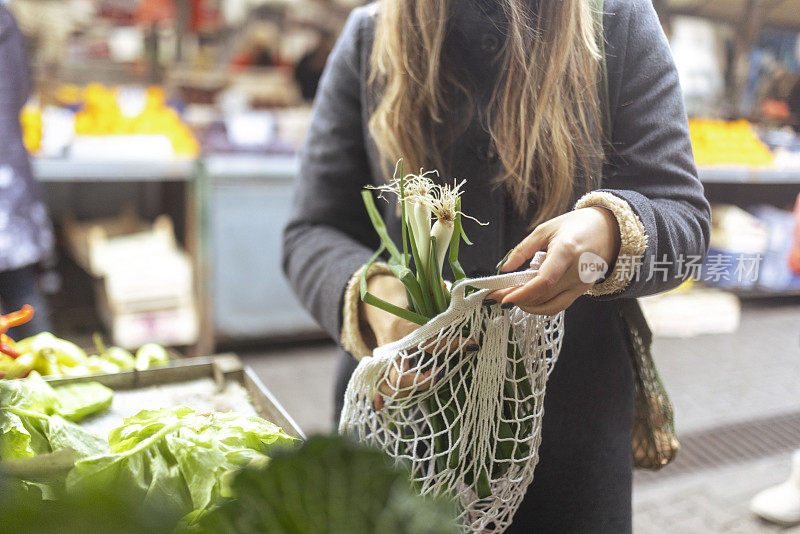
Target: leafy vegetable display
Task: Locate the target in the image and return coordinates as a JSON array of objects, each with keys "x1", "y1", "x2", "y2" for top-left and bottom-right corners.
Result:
[
  {"x1": 193, "y1": 435, "x2": 460, "y2": 534},
  {"x1": 1, "y1": 435, "x2": 459, "y2": 534},
  {"x1": 0, "y1": 373, "x2": 111, "y2": 461},
  {"x1": 67, "y1": 406, "x2": 298, "y2": 514}
]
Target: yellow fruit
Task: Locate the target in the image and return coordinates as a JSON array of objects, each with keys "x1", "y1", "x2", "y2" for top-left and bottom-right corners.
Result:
[
  {"x1": 689, "y1": 118, "x2": 774, "y2": 167},
  {"x1": 62, "y1": 83, "x2": 198, "y2": 155},
  {"x1": 56, "y1": 83, "x2": 82, "y2": 106},
  {"x1": 20, "y1": 104, "x2": 42, "y2": 153}
]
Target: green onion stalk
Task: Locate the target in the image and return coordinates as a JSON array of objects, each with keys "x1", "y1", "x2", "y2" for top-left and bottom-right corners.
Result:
[
  {"x1": 359, "y1": 159, "x2": 519, "y2": 499},
  {"x1": 360, "y1": 162, "x2": 471, "y2": 322}
]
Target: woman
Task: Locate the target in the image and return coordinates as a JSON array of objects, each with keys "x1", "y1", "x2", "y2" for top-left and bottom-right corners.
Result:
[
  {"x1": 283, "y1": 0, "x2": 710, "y2": 531},
  {"x1": 0, "y1": 5, "x2": 53, "y2": 339}
]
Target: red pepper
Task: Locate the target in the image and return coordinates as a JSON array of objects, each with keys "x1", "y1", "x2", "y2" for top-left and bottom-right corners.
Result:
[
  {"x1": 0, "y1": 338, "x2": 20, "y2": 359},
  {"x1": 0, "y1": 305, "x2": 34, "y2": 332},
  {"x1": 0, "y1": 305, "x2": 34, "y2": 359}
]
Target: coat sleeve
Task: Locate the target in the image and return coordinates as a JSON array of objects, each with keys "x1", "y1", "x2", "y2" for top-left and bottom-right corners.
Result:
[
  {"x1": 282, "y1": 7, "x2": 378, "y2": 342},
  {"x1": 595, "y1": 0, "x2": 711, "y2": 298}
]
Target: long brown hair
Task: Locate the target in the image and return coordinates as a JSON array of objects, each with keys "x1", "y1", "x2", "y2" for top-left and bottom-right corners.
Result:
[{"x1": 368, "y1": 0, "x2": 602, "y2": 225}]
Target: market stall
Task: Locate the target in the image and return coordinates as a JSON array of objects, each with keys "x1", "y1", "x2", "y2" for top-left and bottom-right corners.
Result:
[
  {"x1": 15, "y1": 0, "x2": 336, "y2": 351},
  {"x1": 652, "y1": 2, "x2": 800, "y2": 303}
]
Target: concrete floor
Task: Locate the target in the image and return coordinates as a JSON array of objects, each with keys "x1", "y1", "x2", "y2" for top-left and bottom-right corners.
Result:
[
  {"x1": 241, "y1": 297, "x2": 800, "y2": 532},
  {"x1": 242, "y1": 342, "x2": 339, "y2": 435}
]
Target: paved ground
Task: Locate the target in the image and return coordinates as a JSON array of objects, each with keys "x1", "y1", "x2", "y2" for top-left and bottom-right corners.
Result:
[
  {"x1": 634, "y1": 452, "x2": 800, "y2": 534},
  {"x1": 241, "y1": 297, "x2": 800, "y2": 532},
  {"x1": 652, "y1": 298, "x2": 800, "y2": 436},
  {"x1": 631, "y1": 297, "x2": 800, "y2": 533}
]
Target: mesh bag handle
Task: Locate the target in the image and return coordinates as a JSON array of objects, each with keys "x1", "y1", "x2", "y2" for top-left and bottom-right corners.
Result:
[
  {"x1": 373, "y1": 269, "x2": 542, "y2": 360},
  {"x1": 340, "y1": 253, "x2": 565, "y2": 533}
]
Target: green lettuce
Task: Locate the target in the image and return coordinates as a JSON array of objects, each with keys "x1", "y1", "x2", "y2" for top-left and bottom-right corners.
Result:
[
  {"x1": 51, "y1": 382, "x2": 113, "y2": 422},
  {"x1": 67, "y1": 406, "x2": 297, "y2": 514},
  {"x1": 0, "y1": 472, "x2": 183, "y2": 534},
  {"x1": 193, "y1": 435, "x2": 460, "y2": 534},
  {"x1": 1, "y1": 436, "x2": 459, "y2": 534},
  {"x1": 0, "y1": 375, "x2": 110, "y2": 461}
]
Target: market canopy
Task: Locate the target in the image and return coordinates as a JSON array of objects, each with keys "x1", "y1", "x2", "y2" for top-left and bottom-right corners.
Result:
[{"x1": 667, "y1": 0, "x2": 800, "y2": 32}]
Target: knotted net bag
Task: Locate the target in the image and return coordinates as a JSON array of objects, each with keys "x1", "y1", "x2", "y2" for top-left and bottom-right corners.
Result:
[{"x1": 339, "y1": 255, "x2": 565, "y2": 533}]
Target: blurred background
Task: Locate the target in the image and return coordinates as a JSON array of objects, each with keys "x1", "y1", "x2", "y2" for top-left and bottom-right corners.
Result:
[{"x1": 3, "y1": 0, "x2": 800, "y2": 531}]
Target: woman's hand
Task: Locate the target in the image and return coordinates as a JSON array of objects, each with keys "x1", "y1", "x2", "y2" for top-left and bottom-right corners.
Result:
[
  {"x1": 489, "y1": 207, "x2": 621, "y2": 315},
  {"x1": 360, "y1": 274, "x2": 433, "y2": 410},
  {"x1": 360, "y1": 274, "x2": 476, "y2": 410},
  {"x1": 360, "y1": 274, "x2": 421, "y2": 348}
]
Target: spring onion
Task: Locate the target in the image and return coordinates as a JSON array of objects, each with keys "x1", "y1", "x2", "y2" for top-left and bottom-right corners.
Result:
[{"x1": 362, "y1": 162, "x2": 482, "y2": 322}]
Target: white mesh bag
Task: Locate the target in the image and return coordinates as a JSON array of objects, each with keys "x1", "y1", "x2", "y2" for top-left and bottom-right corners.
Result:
[{"x1": 339, "y1": 255, "x2": 565, "y2": 533}]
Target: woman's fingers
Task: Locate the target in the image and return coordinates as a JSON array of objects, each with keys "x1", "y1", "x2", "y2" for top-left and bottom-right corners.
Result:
[
  {"x1": 375, "y1": 316, "x2": 424, "y2": 347},
  {"x1": 372, "y1": 335, "x2": 477, "y2": 411},
  {"x1": 515, "y1": 286, "x2": 586, "y2": 316},
  {"x1": 485, "y1": 287, "x2": 514, "y2": 303},
  {"x1": 423, "y1": 334, "x2": 477, "y2": 355},
  {"x1": 373, "y1": 368, "x2": 434, "y2": 411},
  {"x1": 498, "y1": 223, "x2": 551, "y2": 272},
  {"x1": 502, "y1": 242, "x2": 576, "y2": 307},
  {"x1": 376, "y1": 358, "x2": 434, "y2": 397}
]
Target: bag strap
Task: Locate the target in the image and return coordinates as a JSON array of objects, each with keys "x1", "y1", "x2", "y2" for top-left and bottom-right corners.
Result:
[
  {"x1": 617, "y1": 297, "x2": 653, "y2": 346},
  {"x1": 591, "y1": 0, "x2": 612, "y2": 156},
  {"x1": 590, "y1": 0, "x2": 653, "y2": 341},
  {"x1": 448, "y1": 251, "x2": 547, "y2": 304},
  {"x1": 374, "y1": 253, "x2": 550, "y2": 359}
]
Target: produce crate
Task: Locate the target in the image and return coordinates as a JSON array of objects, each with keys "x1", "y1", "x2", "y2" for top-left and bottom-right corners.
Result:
[
  {"x1": 38, "y1": 353, "x2": 304, "y2": 440},
  {"x1": 62, "y1": 209, "x2": 172, "y2": 277},
  {"x1": 62, "y1": 210, "x2": 200, "y2": 348},
  {"x1": 96, "y1": 282, "x2": 199, "y2": 349}
]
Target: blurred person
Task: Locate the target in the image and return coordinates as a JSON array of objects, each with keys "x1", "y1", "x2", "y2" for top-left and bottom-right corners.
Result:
[
  {"x1": 7, "y1": 0, "x2": 93, "y2": 88},
  {"x1": 787, "y1": 77, "x2": 800, "y2": 133},
  {"x1": 760, "y1": 69, "x2": 795, "y2": 123},
  {"x1": 283, "y1": 0, "x2": 710, "y2": 531},
  {"x1": 231, "y1": 23, "x2": 280, "y2": 69},
  {"x1": 0, "y1": 4, "x2": 54, "y2": 339},
  {"x1": 295, "y1": 31, "x2": 335, "y2": 100}
]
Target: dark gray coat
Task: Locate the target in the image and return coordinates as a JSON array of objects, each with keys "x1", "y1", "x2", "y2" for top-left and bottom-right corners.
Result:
[
  {"x1": 283, "y1": 1, "x2": 710, "y2": 531},
  {"x1": 0, "y1": 7, "x2": 53, "y2": 272}
]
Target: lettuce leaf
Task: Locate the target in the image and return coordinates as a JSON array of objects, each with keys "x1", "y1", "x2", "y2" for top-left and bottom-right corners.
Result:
[
  {"x1": 0, "y1": 376, "x2": 109, "y2": 461},
  {"x1": 193, "y1": 435, "x2": 460, "y2": 534},
  {"x1": 67, "y1": 407, "x2": 298, "y2": 514},
  {"x1": 0, "y1": 472, "x2": 184, "y2": 534},
  {"x1": 2, "y1": 436, "x2": 459, "y2": 534},
  {"x1": 52, "y1": 383, "x2": 113, "y2": 422}
]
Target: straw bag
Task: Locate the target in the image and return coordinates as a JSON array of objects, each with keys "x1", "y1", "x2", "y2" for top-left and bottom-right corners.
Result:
[
  {"x1": 339, "y1": 254, "x2": 565, "y2": 533},
  {"x1": 619, "y1": 299, "x2": 679, "y2": 469}
]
